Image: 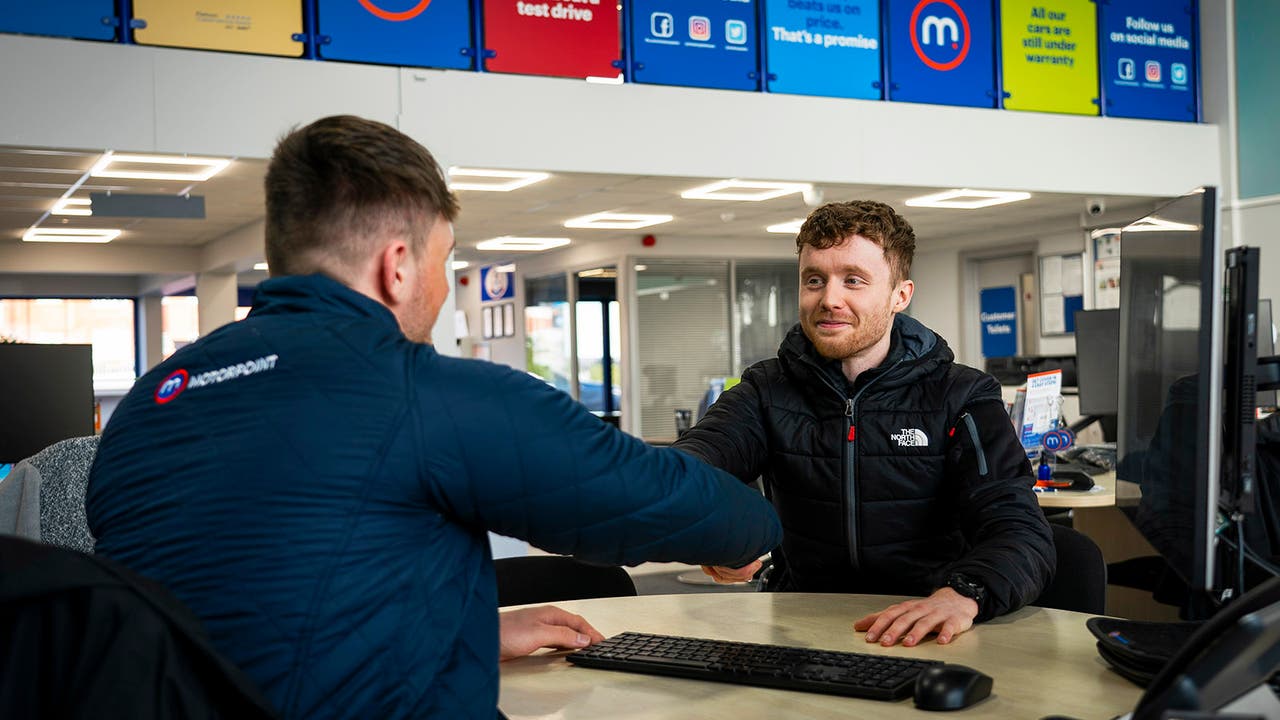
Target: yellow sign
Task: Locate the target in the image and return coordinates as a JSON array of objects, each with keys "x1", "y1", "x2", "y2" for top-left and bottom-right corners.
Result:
[
  {"x1": 134, "y1": 1, "x2": 303, "y2": 57},
  {"x1": 1000, "y1": 0, "x2": 1099, "y2": 116}
]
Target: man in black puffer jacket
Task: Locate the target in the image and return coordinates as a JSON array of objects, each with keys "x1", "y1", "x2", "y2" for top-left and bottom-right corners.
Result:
[{"x1": 674, "y1": 200, "x2": 1054, "y2": 649}]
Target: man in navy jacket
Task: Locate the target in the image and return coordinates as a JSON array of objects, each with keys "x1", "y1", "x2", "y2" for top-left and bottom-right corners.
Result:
[{"x1": 86, "y1": 115, "x2": 781, "y2": 719}]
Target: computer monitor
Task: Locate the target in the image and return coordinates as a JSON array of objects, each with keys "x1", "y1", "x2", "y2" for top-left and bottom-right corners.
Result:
[
  {"x1": 1117, "y1": 187, "x2": 1223, "y2": 597},
  {"x1": 0, "y1": 343, "x2": 95, "y2": 463},
  {"x1": 1074, "y1": 309, "x2": 1119, "y2": 417}
]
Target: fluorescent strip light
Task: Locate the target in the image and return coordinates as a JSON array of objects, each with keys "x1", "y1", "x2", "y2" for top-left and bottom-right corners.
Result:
[
  {"x1": 635, "y1": 264, "x2": 648, "y2": 272},
  {"x1": 563, "y1": 212, "x2": 673, "y2": 230},
  {"x1": 253, "y1": 262, "x2": 269, "y2": 271},
  {"x1": 586, "y1": 73, "x2": 624, "y2": 85},
  {"x1": 447, "y1": 167, "x2": 550, "y2": 192},
  {"x1": 1125, "y1": 217, "x2": 1200, "y2": 233},
  {"x1": 904, "y1": 188, "x2": 1033, "y2": 210},
  {"x1": 51, "y1": 197, "x2": 92, "y2": 216},
  {"x1": 451, "y1": 260, "x2": 470, "y2": 271},
  {"x1": 23, "y1": 227, "x2": 121, "y2": 243},
  {"x1": 767, "y1": 218, "x2": 806, "y2": 234},
  {"x1": 495, "y1": 264, "x2": 517, "y2": 273},
  {"x1": 682, "y1": 179, "x2": 813, "y2": 202},
  {"x1": 476, "y1": 237, "x2": 571, "y2": 252},
  {"x1": 89, "y1": 152, "x2": 231, "y2": 182}
]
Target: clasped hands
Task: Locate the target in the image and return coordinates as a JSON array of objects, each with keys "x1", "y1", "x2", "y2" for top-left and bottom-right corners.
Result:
[{"x1": 701, "y1": 561, "x2": 979, "y2": 647}]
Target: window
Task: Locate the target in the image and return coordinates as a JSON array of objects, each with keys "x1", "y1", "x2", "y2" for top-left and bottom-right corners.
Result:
[
  {"x1": 524, "y1": 273, "x2": 572, "y2": 396},
  {"x1": 0, "y1": 298, "x2": 137, "y2": 393},
  {"x1": 161, "y1": 296, "x2": 199, "y2": 359},
  {"x1": 734, "y1": 262, "x2": 799, "y2": 374}
]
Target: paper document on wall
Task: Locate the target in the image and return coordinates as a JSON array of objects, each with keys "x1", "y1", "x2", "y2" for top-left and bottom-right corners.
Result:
[
  {"x1": 1062, "y1": 256, "x2": 1084, "y2": 296},
  {"x1": 1020, "y1": 370, "x2": 1063, "y2": 450},
  {"x1": 1042, "y1": 295, "x2": 1066, "y2": 334},
  {"x1": 1041, "y1": 256, "x2": 1063, "y2": 294}
]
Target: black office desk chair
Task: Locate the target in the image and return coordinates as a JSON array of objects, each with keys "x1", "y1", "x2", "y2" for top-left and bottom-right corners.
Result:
[
  {"x1": 495, "y1": 555, "x2": 637, "y2": 607},
  {"x1": 1035, "y1": 524, "x2": 1108, "y2": 615}
]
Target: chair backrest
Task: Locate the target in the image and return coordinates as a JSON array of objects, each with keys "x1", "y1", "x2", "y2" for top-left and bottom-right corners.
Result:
[
  {"x1": 1035, "y1": 523, "x2": 1108, "y2": 614},
  {"x1": 495, "y1": 556, "x2": 637, "y2": 607}
]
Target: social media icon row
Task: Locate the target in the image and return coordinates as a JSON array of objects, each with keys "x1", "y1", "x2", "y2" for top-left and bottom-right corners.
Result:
[
  {"x1": 1118, "y1": 58, "x2": 1187, "y2": 85},
  {"x1": 651, "y1": 12, "x2": 746, "y2": 44}
]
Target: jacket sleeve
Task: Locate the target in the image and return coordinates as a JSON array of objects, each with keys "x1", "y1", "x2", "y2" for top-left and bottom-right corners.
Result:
[
  {"x1": 669, "y1": 366, "x2": 769, "y2": 484},
  {"x1": 939, "y1": 387, "x2": 1056, "y2": 622},
  {"x1": 419, "y1": 358, "x2": 781, "y2": 569}
]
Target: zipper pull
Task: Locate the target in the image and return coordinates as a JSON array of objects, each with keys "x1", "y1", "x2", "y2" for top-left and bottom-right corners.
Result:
[{"x1": 846, "y1": 399, "x2": 855, "y2": 441}]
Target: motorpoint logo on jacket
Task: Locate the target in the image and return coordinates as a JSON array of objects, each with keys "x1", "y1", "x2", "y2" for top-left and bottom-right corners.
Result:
[
  {"x1": 890, "y1": 428, "x2": 929, "y2": 447},
  {"x1": 153, "y1": 354, "x2": 279, "y2": 405}
]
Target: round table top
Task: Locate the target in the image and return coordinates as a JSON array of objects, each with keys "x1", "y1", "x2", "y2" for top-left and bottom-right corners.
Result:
[{"x1": 500, "y1": 592, "x2": 1142, "y2": 720}]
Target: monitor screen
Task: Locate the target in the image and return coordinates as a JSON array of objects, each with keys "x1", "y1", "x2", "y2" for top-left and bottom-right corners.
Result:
[
  {"x1": 0, "y1": 343, "x2": 95, "y2": 463},
  {"x1": 1258, "y1": 299, "x2": 1276, "y2": 409},
  {"x1": 1074, "y1": 309, "x2": 1119, "y2": 417},
  {"x1": 1117, "y1": 187, "x2": 1222, "y2": 594}
]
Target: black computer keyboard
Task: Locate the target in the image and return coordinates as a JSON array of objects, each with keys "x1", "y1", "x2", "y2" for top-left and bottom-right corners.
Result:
[{"x1": 566, "y1": 631, "x2": 941, "y2": 701}]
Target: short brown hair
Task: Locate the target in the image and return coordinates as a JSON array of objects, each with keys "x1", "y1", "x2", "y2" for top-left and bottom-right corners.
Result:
[
  {"x1": 264, "y1": 115, "x2": 460, "y2": 278},
  {"x1": 795, "y1": 200, "x2": 916, "y2": 283}
]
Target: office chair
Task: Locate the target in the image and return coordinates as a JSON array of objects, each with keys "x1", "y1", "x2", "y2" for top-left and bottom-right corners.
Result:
[
  {"x1": 494, "y1": 555, "x2": 637, "y2": 607},
  {"x1": 1034, "y1": 524, "x2": 1108, "y2": 614},
  {"x1": 0, "y1": 435, "x2": 99, "y2": 553}
]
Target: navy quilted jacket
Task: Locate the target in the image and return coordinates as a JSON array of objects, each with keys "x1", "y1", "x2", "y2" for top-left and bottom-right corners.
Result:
[{"x1": 86, "y1": 274, "x2": 781, "y2": 719}]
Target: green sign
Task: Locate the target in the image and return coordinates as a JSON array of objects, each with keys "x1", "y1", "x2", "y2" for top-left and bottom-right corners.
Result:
[{"x1": 1000, "y1": 0, "x2": 1099, "y2": 115}]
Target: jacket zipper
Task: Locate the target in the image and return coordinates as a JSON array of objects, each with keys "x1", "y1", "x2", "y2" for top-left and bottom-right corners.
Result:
[{"x1": 959, "y1": 412, "x2": 989, "y2": 477}]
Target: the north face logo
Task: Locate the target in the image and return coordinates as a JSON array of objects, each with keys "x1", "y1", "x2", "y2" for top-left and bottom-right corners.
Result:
[{"x1": 891, "y1": 428, "x2": 929, "y2": 447}]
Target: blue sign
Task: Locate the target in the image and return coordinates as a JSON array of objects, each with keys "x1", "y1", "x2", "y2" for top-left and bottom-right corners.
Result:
[
  {"x1": 980, "y1": 286, "x2": 1018, "y2": 357},
  {"x1": 886, "y1": 0, "x2": 996, "y2": 107},
  {"x1": 630, "y1": 0, "x2": 759, "y2": 91},
  {"x1": 481, "y1": 265, "x2": 515, "y2": 302},
  {"x1": 1099, "y1": 0, "x2": 1198, "y2": 122},
  {"x1": 317, "y1": 0, "x2": 472, "y2": 70},
  {"x1": 0, "y1": 1, "x2": 116, "y2": 41},
  {"x1": 763, "y1": 0, "x2": 882, "y2": 99}
]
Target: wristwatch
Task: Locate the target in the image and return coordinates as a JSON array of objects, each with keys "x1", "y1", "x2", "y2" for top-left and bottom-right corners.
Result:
[{"x1": 945, "y1": 573, "x2": 986, "y2": 607}]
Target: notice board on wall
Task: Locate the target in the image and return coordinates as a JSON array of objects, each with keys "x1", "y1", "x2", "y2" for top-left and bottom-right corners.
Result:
[
  {"x1": 317, "y1": 0, "x2": 473, "y2": 69},
  {"x1": 886, "y1": 0, "x2": 996, "y2": 107},
  {"x1": 483, "y1": 0, "x2": 621, "y2": 79},
  {"x1": 1098, "y1": 0, "x2": 1198, "y2": 122},
  {"x1": 1039, "y1": 252, "x2": 1085, "y2": 335},
  {"x1": 763, "y1": 0, "x2": 881, "y2": 99},
  {"x1": 631, "y1": 0, "x2": 759, "y2": 91},
  {"x1": 0, "y1": 0, "x2": 117, "y2": 41},
  {"x1": 1000, "y1": 0, "x2": 1099, "y2": 115},
  {"x1": 132, "y1": 0, "x2": 304, "y2": 56}
]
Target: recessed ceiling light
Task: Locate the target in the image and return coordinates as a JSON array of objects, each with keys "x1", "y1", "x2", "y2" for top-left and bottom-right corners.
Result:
[
  {"x1": 451, "y1": 260, "x2": 470, "y2": 270},
  {"x1": 1125, "y1": 217, "x2": 1199, "y2": 232},
  {"x1": 767, "y1": 218, "x2": 806, "y2": 234},
  {"x1": 635, "y1": 264, "x2": 648, "y2": 272},
  {"x1": 253, "y1": 262, "x2": 269, "y2": 271},
  {"x1": 51, "y1": 197, "x2": 92, "y2": 216},
  {"x1": 476, "y1": 236, "x2": 571, "y2": 252},
  {"x1": 495, "y1": 263, "x2": 517, "y2": 273},
  {"x1": 564, "y1": 212, "x2": 674, "y2": 230},
  {"x1": 89, "y1": 152, "x2": 231, "y2": 182},
  {"x1": 447, "y1": 167, "x2": 550, "y2": 192},
  {"x1": 904, "y1": 188, "x2": 1032, "y2": 209},
  {"x1": 681, "y1": 179, "x2": 813, "y2": 202},
  {"x1": 23, "y1": 227, "x2": 121, "y2": 243}
]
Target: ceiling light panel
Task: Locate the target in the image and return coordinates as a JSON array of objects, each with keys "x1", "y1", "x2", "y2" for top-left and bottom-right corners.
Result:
[
  {"x1": 253, "y1": 262, "x2": 269, "y2": 271},
  {"x1": 90, "y1": 153, "x2": 231, "y2": 182},
  {"x1": 563, "y1": 212, "x2": 673, "y2": 230},
  {"x1": 904, "y1": 188, "x2": 1032, "y2": 210},
  {"x1": 451, "y1": 260, "x2": 470, "y2": 270},
  {"x1": 767, "y1": 218, "x2": 806, "y2": 234},
  {"x1": 51, "y1": 197, "x2": 92, "y2": 216},
  {"x1": 682, "y1": 179, "x2": 813, "y2": 202},
  {"x1": 23, "y1": 227, "x2": 121, "y2": 243},
  {"x1": 476, "y1": 236, "x2": 571, "y2": 252},
  {"x1": 448, "y1": 167, "x2": 551, "y2": 192}
]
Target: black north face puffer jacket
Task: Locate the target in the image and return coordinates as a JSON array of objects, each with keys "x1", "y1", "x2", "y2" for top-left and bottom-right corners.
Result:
[{"x1": 674, "y1": 315, "x2": 1055, "y2": 621}]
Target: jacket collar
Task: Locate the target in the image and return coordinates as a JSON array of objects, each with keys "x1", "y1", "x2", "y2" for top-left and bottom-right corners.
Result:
[
  {"x1": 778, "y1": 314, "x2": 952, "y2": 395},
  {"x1": 247, "y1": 274, "x2": 403, "y2": 333}
]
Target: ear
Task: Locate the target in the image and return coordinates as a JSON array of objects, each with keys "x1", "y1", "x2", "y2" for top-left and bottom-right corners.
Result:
[
  {"x1": 376, "y1": 239, "x2": 414, "y2": 308},
  {"x1": 892, "y1": 279, "x2": 914, "y2": 313}
]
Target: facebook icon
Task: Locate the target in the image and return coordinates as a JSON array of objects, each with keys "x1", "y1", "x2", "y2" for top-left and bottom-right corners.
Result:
[{"x1": 651, "y1": 12, "x2": 674, "y2": 38}]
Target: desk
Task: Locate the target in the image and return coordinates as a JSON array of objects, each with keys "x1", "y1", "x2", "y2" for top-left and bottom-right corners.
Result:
[{"x1": 500, "y1": 593, "x2": 1141, "y2": 719}]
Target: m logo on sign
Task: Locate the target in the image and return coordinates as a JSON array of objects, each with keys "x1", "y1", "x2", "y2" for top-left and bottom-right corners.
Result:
[
  {"x1": 909, "y1": 0, "x2": 971, "y2": 72},
  {"x1": 891, "y1": 428, "x2": 929, "y2": 448}
]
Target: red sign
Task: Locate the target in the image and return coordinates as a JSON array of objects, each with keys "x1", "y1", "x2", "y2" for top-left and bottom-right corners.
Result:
[{"x1": 482, "y1": 0, "x2": 621, "y2": 79}]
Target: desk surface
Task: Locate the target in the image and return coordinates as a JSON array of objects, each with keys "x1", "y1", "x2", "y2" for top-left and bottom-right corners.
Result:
[
  {"x1": 500, "y1": 593, "x2": 1141, "y2": 719},
  {"x1": 1036, "y1": 470, "x2": 1119, "y2": 508}
]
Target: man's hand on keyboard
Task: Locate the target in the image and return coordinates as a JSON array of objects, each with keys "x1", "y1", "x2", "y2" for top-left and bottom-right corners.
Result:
[
  {"x1": 701, "y1": 558, "x2": 764, "y2": 584},
  {"x1": 499, "y1": 605, "x2": 606, "y2": 660},
  {"x1": 852, "y1": 588, "x2": 979, "y2": 647}
]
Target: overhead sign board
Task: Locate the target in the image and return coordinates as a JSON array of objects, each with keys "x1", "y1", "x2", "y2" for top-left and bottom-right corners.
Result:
[
  {"x1": 317, "y1": 0, "x2": 473, "y2": 69},
  {"x1": 1098, "y1": 0, "x2": 1198, "y2": 122},
  {"x1": 132, "y1": 0, "x2": 304, "y2": 57},
  {"x1": 483, "y1": 0, "x2": 621, "y2": 79},
  {"x1": 764, "y1": 0, "x2": 881, "y2": 99},
  {"x1": 0, "y1": 1, "x2": 116, "y2": 41},
  {"x1": 1000, "y1": 0, "x2": 1099, "y2": 115},
  {"x1": 630, "y1": 0, "x2": 759, "y2": 91},
  {"x1": 886, "y1": 0, "x2": 996, "y2": 107}
]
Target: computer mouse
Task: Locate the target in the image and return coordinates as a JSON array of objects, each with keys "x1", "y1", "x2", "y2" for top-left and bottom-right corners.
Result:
[{"x1": 913, "y1": 663, "x2": 993, "y2": 711}]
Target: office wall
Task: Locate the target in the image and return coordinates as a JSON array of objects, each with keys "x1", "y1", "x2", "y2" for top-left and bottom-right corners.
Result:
[{"x1": 453, "y1": 265, "x2": 526, "y2": 369}]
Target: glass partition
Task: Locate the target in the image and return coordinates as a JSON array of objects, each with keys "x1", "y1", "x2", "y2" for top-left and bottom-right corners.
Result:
[
  {"x1": 524, "y1": 273, "x2": 572, "y2": 397},
  {"x1": 734, "y1": 261, "x2": 799, "y2": 374}
]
